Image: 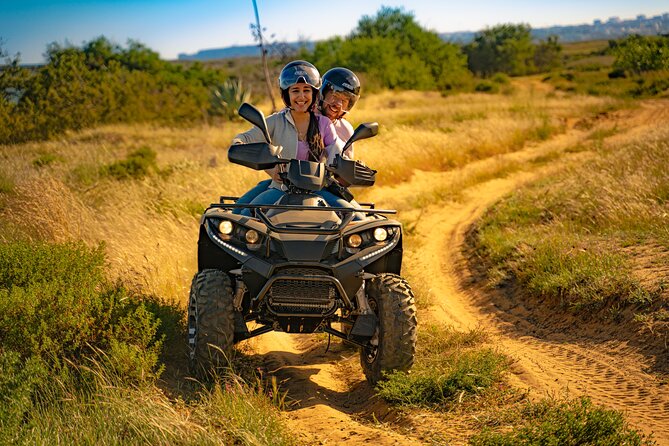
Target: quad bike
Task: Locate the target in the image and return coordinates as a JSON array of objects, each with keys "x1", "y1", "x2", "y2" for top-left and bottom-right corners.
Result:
[{"x1": 188, "y1": 103, "x2": 417, "y2": 384}]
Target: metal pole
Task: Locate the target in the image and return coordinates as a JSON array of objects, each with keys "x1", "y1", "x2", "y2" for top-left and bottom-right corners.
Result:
[{"x1": 252, "y1": 0, "x2": 277, "y2": 112}]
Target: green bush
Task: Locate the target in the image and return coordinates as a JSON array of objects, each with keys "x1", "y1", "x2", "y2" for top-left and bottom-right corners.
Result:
[
  {"x1": 0, "y1": 351, "x2": 48, "y2": 442},
  {"x1": 376, "y1": 326, "x2": 508, "y2": 407},
  {"x1": 0, "y1": 239, "x2": 295, "y2": 446},
  {"x1": 471, "y1": 397, "x2": 653, "y2": 445},
  {"x1": 475, "y1": 81, "x2": 499, "y2": 93},
  {"x1": 631, "y1": 71, "x2": 669, "y2": 97},
  {"x1": 32, "y1": 153, "x2": 63, "y2": 168},
  {"x1": 0, "y1": 172, "x2": 14, "y2": 194},
  {"x1": 612, "y1": 35, "x2": 669, "y2": 74},
  {"x1": 101, "y1": 146, "x2": 157, "y2": 180},
  {"x1": 0, "y1": 241, "x2": 166, "y2": 369},
  {"x1": 0, "y1": 37, "x2": 226, "y2": 145},
  {"x1": 490, "y1": 73, "x2": 511, "y2": 84}
]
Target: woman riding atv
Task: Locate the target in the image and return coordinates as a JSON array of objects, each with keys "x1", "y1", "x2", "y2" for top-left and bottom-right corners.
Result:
[{"x1": 231, "y1": 60, "x2": 357, "y2": 215}]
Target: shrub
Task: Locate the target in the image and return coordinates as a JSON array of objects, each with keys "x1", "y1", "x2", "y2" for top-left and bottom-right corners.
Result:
[
  {"x1": 613, "y1": 35, "x2": 669, "y2": 74},
  {"x1": 608, "y1": 68, "x2": 626, "y2": 79},
  {"x1": 376, "y1": 326, "x2": 508, "y2": 407},
  {"x1": 0, "y1": 172, "x2": 14, "y2": 194},
  {"x1": 491, "y1": 73, "x2": 511, "y2": 84},
  {"x1": 0, "y1": 352, "x2": 48, "y2": 443},
  {"x1": 0, "y1": 241, "x2": 165, "y2": 370},
  {"x1": 32, "y1": 153, "x2": 63, "y2": 168},
  {"x1": 471, "y1": 397, "x2": 653, "y2": 445},
  {"x1": 101, "y1": 146, "x2": 157, "y2": 180},
  {"x1": 210, "y1": 78, "x2": 251, "y2": 121},
  {"x1": 475, "y1": 81, "x2": 499, "y2": 93},
  {"x1": 0, "y1": 37, "x2": 226, "y2": 145}
]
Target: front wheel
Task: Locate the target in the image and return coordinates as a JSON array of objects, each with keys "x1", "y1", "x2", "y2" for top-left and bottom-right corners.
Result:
[
  {"x1": 360, "y1": 273, "x2": 417, "y2": 385},
  {"x1": 188, "y1": 269, "x2": 235, "y2": 376}
]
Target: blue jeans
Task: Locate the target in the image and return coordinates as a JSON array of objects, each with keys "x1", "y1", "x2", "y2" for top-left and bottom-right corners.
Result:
[
  {"x1": 240, "y1": 187, "x2": 285, "y2": 217},
  {"x1": 232, "y1": 179, "x2": 272, "y2": 215}
]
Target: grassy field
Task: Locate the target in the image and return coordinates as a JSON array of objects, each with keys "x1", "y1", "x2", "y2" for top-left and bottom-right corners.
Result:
[
  {"x1": 540, "y1": 39, "x2": 669, "y2": 99},
  {"x1": 469, "y1": 122, "x2": 669, "y2": 335},
  {"x1": 0, "y1": 79, "x2": 658, "y2": 443}
]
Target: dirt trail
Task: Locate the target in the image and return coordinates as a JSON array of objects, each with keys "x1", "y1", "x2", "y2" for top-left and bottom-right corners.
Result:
[
  {"x1": 409, "y1": 176, "x2": 669, "y2": 443},
  {"x1": 247, "y1": 100, "x2": 669, "y2": 445}
]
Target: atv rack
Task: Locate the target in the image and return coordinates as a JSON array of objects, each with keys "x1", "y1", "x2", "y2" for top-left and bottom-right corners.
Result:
[{"x1": 209, "y1": 202, "x2": 397, "y2": 235}]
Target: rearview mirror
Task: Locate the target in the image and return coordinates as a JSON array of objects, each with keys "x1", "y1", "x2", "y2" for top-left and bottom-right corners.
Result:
[
  {"x1": 238, "y1": 103, "x2": 272, "y2": 144},
  {"x1": 341, "y1": 122, "x2": 379, "y2": 155}
]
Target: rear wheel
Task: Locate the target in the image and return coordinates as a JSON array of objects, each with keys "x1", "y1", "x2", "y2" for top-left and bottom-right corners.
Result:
[
  {"x1": 188, "y1": 269, "x2": 235, "y2": 376},
  {"x1": 360, "y1": 273, "x2": 417, "y2": 384}
]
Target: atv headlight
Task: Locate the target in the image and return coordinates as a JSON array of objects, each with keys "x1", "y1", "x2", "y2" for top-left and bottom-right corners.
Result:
[
  {"x1": 373, "y1": 227, "x2": 388, "y2": 242},
  {"x1": 346, "y1": 234, "x2": 363, "y2": 248},
  {"x1": 218, "y1": 220, "x2": 233, "y2": 235},
  {"x1": 245, "y1": 229, "x2": 260, "y2": 244}
]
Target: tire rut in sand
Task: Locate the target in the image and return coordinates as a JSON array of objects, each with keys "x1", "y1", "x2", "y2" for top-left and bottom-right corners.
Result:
[
  {"x1": 407, "y1": 168, "x2": 669, "y2": 441},
  {"x1": 248, "y1": 332, "x2": 419, "y2": 446}
]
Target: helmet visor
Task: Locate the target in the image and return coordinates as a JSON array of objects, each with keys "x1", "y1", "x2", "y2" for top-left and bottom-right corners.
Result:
[
  {"x1": 279, "y1": 65, "x2": 321, "y2": 90},
  {"x1": 322, "y1": 85, "x2": 358, "y2": 112}
]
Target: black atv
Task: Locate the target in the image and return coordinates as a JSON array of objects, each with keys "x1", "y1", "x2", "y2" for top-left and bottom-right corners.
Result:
[{"x1": 188, "y1": 103, "x2": 417, "y2": 384}]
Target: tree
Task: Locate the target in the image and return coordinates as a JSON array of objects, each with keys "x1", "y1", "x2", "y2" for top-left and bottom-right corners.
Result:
[
  {"x1": 534, "y1": 35, "x2": 563, "y2": 72},
  {"x1": 466, "y1": 24, "x2": 535, "y2": 77},
  {"x1": 309, "y1": 6, "x2": 470, "y2": 91},
  {"x1": 612, "y1": 35, "x2": 669, "y2": 74}
]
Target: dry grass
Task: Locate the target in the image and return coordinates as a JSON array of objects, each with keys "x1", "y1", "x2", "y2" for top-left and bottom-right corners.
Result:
[
  {"x1": 471, "y1": 122, "x2": 669, "y2": 320},
  {"x1": 0, "y1": 82, "x2": 625, "y2": 304},
  {"x1": 1, "y1": 79, "x2": 662, "y2": 444},
  {"x1": 0, "y1": 122, "x2": 264, "y2": 302},
  {"x1": 351, "y1": 85, "x2": 619, "y2": 185}
]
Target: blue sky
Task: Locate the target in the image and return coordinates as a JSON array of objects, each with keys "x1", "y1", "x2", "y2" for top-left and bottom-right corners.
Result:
[{"x1": 1, "y1": 0, "x2": 668, "y2": 64}]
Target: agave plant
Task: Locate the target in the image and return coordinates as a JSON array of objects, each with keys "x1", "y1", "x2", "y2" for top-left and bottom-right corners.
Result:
[{"x1": 210, "y1": 78, "x2": 251, "y2": 121}]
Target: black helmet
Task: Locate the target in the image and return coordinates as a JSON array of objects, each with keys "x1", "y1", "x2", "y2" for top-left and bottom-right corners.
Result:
[
  {"x1": 319, "y1": 67, "x2": 361, "y2": 113},
  {"x1": 278, "y1": 60, "x2": 321, "y2": 107}
]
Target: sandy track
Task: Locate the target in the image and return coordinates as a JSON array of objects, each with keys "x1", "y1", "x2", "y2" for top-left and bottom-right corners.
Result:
[
  {"x1": 249, "y1": 332, "x2": 416, "y2": 445},
  {"x1": 247, "y1": 100, "x2": 669, "y2": 444},
  {"x1": 409, "y1": 176, "x2": 669, "y2": 442}
]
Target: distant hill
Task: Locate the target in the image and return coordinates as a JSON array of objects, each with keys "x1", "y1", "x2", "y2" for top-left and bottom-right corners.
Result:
[
  {"x1": 441, "y1": 12, "x2": 669, "y2": 43},
  {"x1": 179, "y1": 12, "x2": 669, "y2": 61},
  {"x1": 178, "y1": 41, "x2": 314, "y2": 61}
]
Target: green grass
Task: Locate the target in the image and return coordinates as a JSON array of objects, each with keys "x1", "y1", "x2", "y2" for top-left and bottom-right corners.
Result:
[
  {"x1": 32, "y1": 153, "x2": 64, "y2": 168},
  {"x1": 470, "y1": 396, "x2": 654, "y2": 445},
  {"x1": 101, "y1": 146, "x2": 158, "y2": 180},
  {"x1": 0, "y1": 240, "x2": 295, "y2": 445},
  {"x1": 2, "y1": 357, "x2": 295, "y2": 446},
  {"x1": 0, "y1": 172, "x2": 13, "y2": 194},
  {"x1": 452, "y1": 110, "x2": 488, "y2": 123},
  {"x1": 471, "y1": 123, "x2": 669, "y2": 315},
  {"x1": 376, "y1": 326, "x2": 509, "y2": 407},
  {"x1": 543, "y1": 68, "x2": 669, "y2": 98},
  {"x1": 367, "y1": 324, "x2": 646, "y2": 445},
  {"x1": 69, "y1": 163, "x2": 102, "y2": 187}
]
